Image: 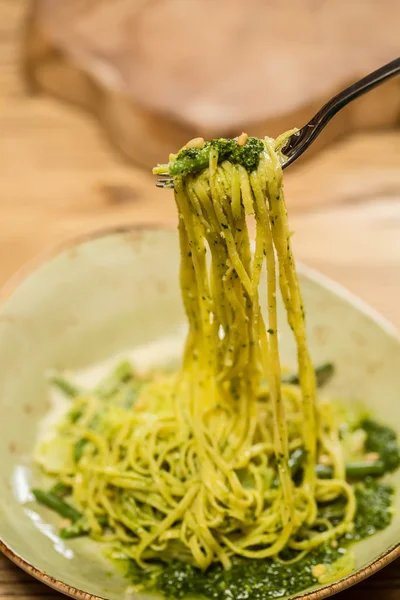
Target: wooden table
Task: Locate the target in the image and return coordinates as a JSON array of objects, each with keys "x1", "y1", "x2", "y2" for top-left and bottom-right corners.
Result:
[{"x1": 0, "y1": 1, "x2": 399, "y2": 599}]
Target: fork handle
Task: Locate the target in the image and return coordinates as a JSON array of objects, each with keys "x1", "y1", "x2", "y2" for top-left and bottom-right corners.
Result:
[
  {"x1": 315, "y1": 56, "x2": 400, "y2": 122},
  {"x1": 284, "y1": 56, "x2": 400, "y2": 167}
]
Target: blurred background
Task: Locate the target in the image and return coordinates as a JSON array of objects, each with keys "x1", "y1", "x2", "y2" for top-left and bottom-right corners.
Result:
[
  {"x1": 0, "y1": 1, "x2": 399, "y2": 597},
  {"x1": 0, "y1": 0, "x2": 399, "y2": 327}
]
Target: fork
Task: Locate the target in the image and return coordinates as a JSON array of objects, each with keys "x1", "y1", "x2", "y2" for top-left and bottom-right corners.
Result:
[{"x1": 155, "y1": 56, "x2": 400, "y2": 188}]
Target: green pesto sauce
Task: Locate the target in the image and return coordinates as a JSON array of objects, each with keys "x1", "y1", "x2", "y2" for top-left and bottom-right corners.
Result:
[
  {"x1": 169, "y1": 137, "x2": 265, "y2": 177},
  {"x1": 361, "y1": 419, "x2": 400, "y2": 473},
  {"x1": 125, "y1": 545, "x2": 343, "y2": 600},
  {"x1": 123, "y1": 479, "x2": 394, "y2": 600},
  {"x1": 45, "y1": 374, "x2": 398, "y2": 600}
]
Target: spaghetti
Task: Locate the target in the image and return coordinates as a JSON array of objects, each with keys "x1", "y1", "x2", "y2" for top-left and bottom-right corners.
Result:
[{"x1": 35, "y1": 132, "x2": 360, "y2": 573}]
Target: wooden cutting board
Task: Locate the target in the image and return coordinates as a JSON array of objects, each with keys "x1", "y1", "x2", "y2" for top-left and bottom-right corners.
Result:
[{"x1": 26, "y1": 0, "x2": 400, "y2": 168}]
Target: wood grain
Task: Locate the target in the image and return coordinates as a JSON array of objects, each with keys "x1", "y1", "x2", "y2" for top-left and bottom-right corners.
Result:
[{"x1": 0, "y1": 1, "x2": 399, "y2": 598}]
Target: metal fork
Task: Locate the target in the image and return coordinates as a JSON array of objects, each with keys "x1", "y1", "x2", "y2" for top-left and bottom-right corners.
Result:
[{"x1": 156, "y1": 56, "x2": 400, "y2": 188}]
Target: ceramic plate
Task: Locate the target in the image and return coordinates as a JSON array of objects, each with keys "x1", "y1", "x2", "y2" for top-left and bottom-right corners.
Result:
[{"x1": 1, "y1": 226, "x2": 399, "y2": 600}]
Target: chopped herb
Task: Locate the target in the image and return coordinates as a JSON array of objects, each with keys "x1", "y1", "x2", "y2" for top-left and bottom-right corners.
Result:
[{"x1": 167, "y1": 137, "x2": 265, "y2": 177}]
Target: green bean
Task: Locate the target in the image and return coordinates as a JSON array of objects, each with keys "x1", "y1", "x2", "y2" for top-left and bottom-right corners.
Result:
[
  {"x1": 60, "y1": 515, "x2": 108, "y2": 539},
  {"x1": 60, "y1": 518, "x2": 90, "y2": 539},
  {"x1": 96, "y1": 361, "x2": 134, "y2": 398},
  {"x1": 271, "y1": 447, "x2": 307, "y2": 488},
  {"x1": 314, "y1": 363, "x2": 335, "y2": 387},
  {"x1": 282, "y1": 362, "x2": 334, "y2": 388},
  {"x1": 288, "y1": 447, "x2": 306, "y2": 478},
  {"x1": 73, "y1": 438, "x2": 88, "y2": 462},
  {"x1": 50, "y1": 482, "x2": 71, "y2": 498},
  {"x1": 68, "y1": 407, "x2": 84, "y2": 423},
  {"x1": 50, "y1": 376, "x2": 81, "y2": 398},
  {"x1": 346, "y1": 460, "x2": 386, "y2": 478},
  {"x1": 123, "y1": 387, "x2": 139, "y2": 409},
  {"x1": 32, "y1": 489, "x2": 82, "y2": 522},
  {"x1": 315, "y1": 464, "x2": 334, "y2": 479},
  {"x1": 270, "y1": 450, "x2": 385, "y2": 489},
  {"x1": 316, "y1": 460, "x2": 386, "y2": 480}
]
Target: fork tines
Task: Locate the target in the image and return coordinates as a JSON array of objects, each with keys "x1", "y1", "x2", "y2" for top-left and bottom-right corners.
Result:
[{"x1": 156, "y1": 174, "x2": 174, "y2": 189}]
